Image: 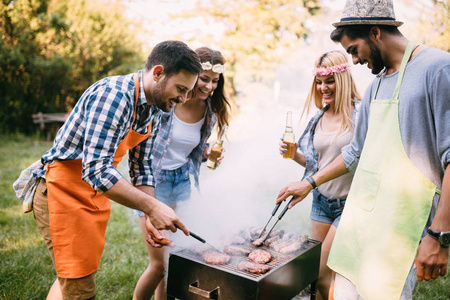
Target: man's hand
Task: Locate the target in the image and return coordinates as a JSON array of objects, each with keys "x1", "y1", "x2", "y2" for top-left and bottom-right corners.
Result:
[
  {"x1": 146, "y1": 200, "x2": 189, "y2": 235},
  {"x1": 276, "y1": 180, "x2": 313, "y2": 208},
  {"x1": 414, "y1": 235, "x2": 449, "y2": 281},
  {"x1": 144, "y1": 216, "x2": 173, "y2": 248}
]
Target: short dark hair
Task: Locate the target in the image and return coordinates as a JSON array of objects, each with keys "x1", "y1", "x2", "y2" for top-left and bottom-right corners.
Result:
[
  {"x1": 144, "y1": 40, "x2": 201, "y2": 77},
  {"x1": 330, "y1": 25, "x2": 401, "y2": 43}
]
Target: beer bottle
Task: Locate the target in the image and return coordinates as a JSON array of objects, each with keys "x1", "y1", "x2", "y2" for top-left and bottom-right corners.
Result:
[
  {"x1": 206, "y1": 125, "x2": 228, "y2": 170},
  {"x1": 282, "y1": 111, "x2": 296, "y2": 159}
]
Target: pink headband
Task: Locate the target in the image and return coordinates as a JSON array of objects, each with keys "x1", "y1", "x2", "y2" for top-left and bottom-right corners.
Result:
[{"x1": 313, "y1": 63, "x2": 350, "y2": 76}]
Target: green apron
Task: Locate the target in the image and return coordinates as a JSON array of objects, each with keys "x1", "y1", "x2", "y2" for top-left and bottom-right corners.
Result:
[{"x1": 328, "y1": 42, "x2": 437, "y2": 299}]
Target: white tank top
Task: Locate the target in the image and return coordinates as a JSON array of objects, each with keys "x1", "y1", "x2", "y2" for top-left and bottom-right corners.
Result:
[{"x1": 162, "y1": 113, "x2": 205, "y2": 170}]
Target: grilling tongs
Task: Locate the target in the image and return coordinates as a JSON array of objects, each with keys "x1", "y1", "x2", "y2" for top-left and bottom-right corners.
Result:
[{"x1": 257, "y1": 196, "x2": 294, "y2": 242}]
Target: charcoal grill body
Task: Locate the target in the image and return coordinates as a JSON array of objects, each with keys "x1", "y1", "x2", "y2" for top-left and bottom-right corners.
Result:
[{"x1": 167, "y1": 239, "x2": 321, "y2": 300}]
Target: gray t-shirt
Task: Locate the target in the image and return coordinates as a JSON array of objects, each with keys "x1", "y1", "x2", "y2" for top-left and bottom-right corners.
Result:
[{"x1": 342, "y1": 46, "x2": 450, "y2": 226}]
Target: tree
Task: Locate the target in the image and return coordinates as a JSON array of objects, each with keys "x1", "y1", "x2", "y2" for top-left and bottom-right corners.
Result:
[
  {"x1": 0, "y1": 0, "x2": 145, "y2": 134},
  {"x1": 172, "y1": 0, "x2": 321, "y2": 99},
  {"x1": 400, "y1": 0, "x2": 449, "y2": 52}
]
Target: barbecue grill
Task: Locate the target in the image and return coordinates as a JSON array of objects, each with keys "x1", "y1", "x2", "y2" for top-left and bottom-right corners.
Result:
[{"x1": 167, "y1": 238, "x2": 321, "y2": 300}]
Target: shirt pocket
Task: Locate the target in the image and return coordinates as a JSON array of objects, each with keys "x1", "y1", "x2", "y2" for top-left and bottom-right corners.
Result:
[{"x1": 350, "y1": 168, "x2": 381, "y2": 212}]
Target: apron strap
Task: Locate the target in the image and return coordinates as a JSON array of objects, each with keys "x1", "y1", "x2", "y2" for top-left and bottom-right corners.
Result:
[
  {"x1": 374, "y1": 41, "x2": 415, "y2": 101},
  {"x1": 132, "y1": 73, "x2": 139, "y2": 123},
  {"x1": 393, "y1": 42, "x2": 415, "y2": 100}
]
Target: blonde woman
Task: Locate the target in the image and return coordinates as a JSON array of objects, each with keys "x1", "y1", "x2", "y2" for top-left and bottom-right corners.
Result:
[{"x1": 279, "y1": 50, "x2": 361, "y2": 300}]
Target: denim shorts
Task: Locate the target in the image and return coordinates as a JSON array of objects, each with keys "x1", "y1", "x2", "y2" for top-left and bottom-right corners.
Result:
[
  {"x1": 135, "y1": 163, "x2": 191, "y2": 217},
  {"x1": 310, "y1": 189, "x2": 346, "y2": 227}
]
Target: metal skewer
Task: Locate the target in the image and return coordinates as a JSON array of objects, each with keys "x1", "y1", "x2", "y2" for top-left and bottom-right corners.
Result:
[
  {"x1": 257, "y1": 202, "x2": 282, "y2": 239},
  {"x1": 262, "y1": 197, "x2": 294, "y2": 243},
  {"x1": 189, "y1": 231, "x2": 223, "y2": 253}
]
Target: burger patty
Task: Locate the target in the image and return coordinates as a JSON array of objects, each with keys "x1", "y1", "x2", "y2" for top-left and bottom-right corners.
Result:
[
  {"x1": 248, "y1": 249, "x2": 272, "y2": 264},
  {"x1": 202, "y1": 250, "x2": 231, "y2": 265},
  {"x1": 237, "y1": 261, "x2": 271, "y2": 274}
]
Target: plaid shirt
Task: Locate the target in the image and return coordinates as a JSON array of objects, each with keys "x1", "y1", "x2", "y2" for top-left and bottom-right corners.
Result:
[
  {"x1": 34, "y1": 70, "x2": 162, "y2": 192},
  {"x1": 151, "y1": 99, "x2": 217, "y2": 188},
  {"x1": 298, "y1": 102, "x2": 360, "y2": 180}
]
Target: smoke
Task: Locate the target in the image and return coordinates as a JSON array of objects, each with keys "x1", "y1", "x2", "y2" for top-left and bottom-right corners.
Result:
[{"x1": 121, "y1": 15, "x2": 375, "y2": 250}]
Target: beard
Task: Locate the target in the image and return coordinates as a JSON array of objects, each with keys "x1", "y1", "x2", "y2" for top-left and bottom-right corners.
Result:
[
  {"x1": 368, "y1": 40, "x2": 385, "y2": 75},
  {"x1": 152, "y1": 77, "x2": 176, "y2": 112}
]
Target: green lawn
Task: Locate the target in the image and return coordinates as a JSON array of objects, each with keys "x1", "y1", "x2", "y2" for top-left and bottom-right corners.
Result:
[{"x1": 0, "y1": 134, "x2": 448, "y2": 299}]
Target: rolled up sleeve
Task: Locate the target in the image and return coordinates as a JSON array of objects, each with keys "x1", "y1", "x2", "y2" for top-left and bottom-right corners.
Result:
[
  {"x1": 432, "y1": 66, "x2": 450, "y2": 171},
  {"x1": 128, "y1": 110, "x2": 161, "y2": 187},
  {"x1": 81, "y1": 88, "x2": 132, "y2": 192},
  {"x1": 342, "y1": 89, "x2": 372, "y2": 174}
]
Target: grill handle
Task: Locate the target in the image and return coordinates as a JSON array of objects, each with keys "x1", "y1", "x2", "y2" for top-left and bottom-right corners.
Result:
[
  {"x1": 189, "y1": 231, "x2": 206, "y2": 243},
  {"x1": 188, "y1": 281, "x2": 219, "y2": 299}
]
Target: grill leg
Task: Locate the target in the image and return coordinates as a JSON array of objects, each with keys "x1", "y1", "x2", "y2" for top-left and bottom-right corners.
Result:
[{"x1": 310, "y1": 280, "x2": 318, "y2": 300}]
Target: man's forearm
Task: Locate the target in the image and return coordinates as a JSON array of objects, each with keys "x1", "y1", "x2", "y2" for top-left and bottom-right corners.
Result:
[
  {"x1": 430, "y1": 170, "x2": 450, "y2": 231},
  {"x1": 103, "y1": 177, "x2": 156, "y2": 215},
  {"x1": 312, "y1": 153, "x2": 349, "y2": 186}
]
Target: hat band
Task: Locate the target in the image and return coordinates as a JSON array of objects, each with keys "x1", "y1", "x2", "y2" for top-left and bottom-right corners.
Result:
[{"x1": 340, "y1": 16, "x2": 397, "y2": 22}]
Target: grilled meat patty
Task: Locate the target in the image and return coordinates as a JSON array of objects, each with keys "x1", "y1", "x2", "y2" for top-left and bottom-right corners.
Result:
[
  {"x1": 248, "y1": 249, "x2": 272, "y2": 264},
  {"x1": 237, "y1": 261, "x2": 271, "y2": 274},
  {"x1": 202, "y1": 250, "x2": 231, "y2": 265}
]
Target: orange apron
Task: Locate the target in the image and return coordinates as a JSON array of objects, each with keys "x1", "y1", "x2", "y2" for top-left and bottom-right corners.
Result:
[{"x1": 46, "y1": 74, "x2": 152, "y2": 278}]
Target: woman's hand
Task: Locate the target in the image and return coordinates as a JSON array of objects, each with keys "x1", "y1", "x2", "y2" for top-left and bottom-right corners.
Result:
[
  {"x1": 202, "y1": 147, "x2": 210, "y2": 159},
  {"x1": 202, "y1": 147, "x2": 225, "y2": 168},
  {"x1": 279, "y1": 138, "x2": 298, "y2": 157},
  {"x1": 215, "y1": 148, "x2": 225, "y2": 168},
  {"x1": 276, "y1": 180, "x2": 313, "y2": 208}
]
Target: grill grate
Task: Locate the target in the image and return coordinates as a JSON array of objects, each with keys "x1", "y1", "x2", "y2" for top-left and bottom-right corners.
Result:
[{"x1": 172, "y1": 239, "x2": 318, "y2": 279}]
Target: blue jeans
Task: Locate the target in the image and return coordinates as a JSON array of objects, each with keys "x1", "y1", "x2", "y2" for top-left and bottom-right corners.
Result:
[
  {"x1": 135, "y1": 163, "x2": 191, "y2": 217},
  {"x1": 310, "y1": 189, "x2": 346, "y2": 227}
]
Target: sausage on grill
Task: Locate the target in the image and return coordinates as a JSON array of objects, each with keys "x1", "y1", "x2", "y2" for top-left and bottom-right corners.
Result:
[
  {"x1": 238, "y1": 261, "x2": 271, "y2": 274},
  {"x1": 264, "y1": 235, "x2": 281, "y2": 247},
  {"x1": 279, "y1": 235, "x2": 309, "y2": 254},
  {"x1": 252, "y1": 235, "x2": 266, "y2": 247},
  {"x1": 148, "y1": 233, "x2": 173, "y2": 246},
  {"x1": 248, "y1": 249, "x2": 272, "y2": 264},
  {"x1": 224, "y1": 245, "x2": 251, "y2": 256},
  {"x1": 202, "y1": 250, "x2": 231, "y2": 265},
  {"x1": 228, "y1": 234, "x2": 246, "y2": 245}
]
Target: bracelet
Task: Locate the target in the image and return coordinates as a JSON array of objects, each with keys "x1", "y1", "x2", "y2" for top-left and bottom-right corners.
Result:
[{"x1": 305, "y1": 176, "x2": 318, "y2": 189}]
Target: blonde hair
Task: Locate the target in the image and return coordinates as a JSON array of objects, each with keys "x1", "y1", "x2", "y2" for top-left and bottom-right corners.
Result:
[{"x1": 301, "y1": 50, "x2": 361, "y2": 139}]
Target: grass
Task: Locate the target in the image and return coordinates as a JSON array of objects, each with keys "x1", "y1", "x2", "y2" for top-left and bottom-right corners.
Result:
[
  {"x1": 0, "y1": 134, "x2": 147, "y2": 299},
  {"x1": 1, "y1": 134, "x2": 449, "y2": 299}
]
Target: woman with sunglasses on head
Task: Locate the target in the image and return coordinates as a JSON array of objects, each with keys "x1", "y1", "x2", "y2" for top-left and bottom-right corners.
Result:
[
  {"x1": 133, "y1": 47, "x2": 231, "y2": 300},
  {"x1": 278, "y1": 50, "x2": 361, "y2": 299}
]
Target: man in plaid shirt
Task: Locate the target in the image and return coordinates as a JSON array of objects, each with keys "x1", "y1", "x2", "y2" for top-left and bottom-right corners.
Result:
[{"x1": 30, "y1": 40, "x2": 201, "y2": 299}]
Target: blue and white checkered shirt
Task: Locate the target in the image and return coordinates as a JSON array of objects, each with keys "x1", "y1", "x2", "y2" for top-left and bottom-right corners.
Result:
[
  {"x1": 298, "y1": 102, "x2": 360, "y2": 180},
  {"x1": 35, "y1": 70, "x2": 162, "y2": 192},
  {"x1": 151, "y1": 99, "x2": 217, "y2": 188}
]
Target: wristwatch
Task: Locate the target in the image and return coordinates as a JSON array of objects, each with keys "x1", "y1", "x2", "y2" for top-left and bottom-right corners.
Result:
[{"x1": 427, "y1": 228, "x2": 450, "y2": 247}]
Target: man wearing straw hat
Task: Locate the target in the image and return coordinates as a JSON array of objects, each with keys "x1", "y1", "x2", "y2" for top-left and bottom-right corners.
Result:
[{"x1": 276, "y1": 0, "x2": 450, "y2": 298}]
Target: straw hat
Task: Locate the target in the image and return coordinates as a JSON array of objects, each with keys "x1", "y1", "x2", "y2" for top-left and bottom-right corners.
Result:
[{"x1": 332, "y1": 0, "x2": 403, "y2": 28}]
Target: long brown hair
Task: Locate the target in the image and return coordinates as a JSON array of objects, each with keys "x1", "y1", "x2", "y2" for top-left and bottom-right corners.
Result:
[{"x1": 195, "y1": 47, "x2": 231, "y2": 134}]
